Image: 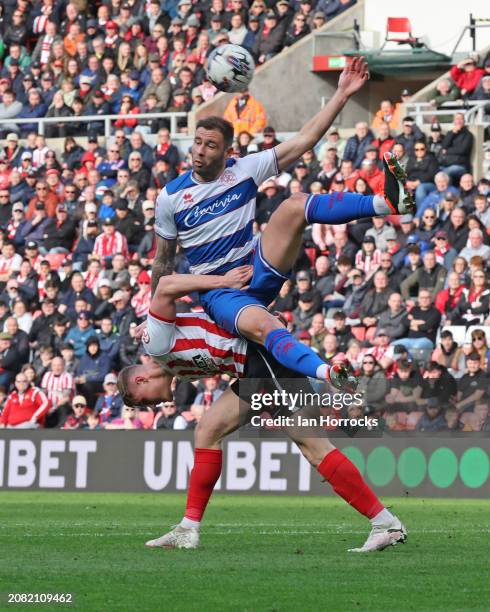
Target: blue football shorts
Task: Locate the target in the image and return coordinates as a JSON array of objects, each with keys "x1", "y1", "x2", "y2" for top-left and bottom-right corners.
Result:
[{"x1": 199, "y1": 239, "x2": 291, "y2": 335}]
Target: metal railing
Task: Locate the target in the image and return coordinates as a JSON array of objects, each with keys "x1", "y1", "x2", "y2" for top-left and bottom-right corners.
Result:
[
  {"x1": 0, "y1": 111, "x2": 188, "y2": 139},
  {"x1": 403, "y1": 100, "x2": 489, "y2": 127}
]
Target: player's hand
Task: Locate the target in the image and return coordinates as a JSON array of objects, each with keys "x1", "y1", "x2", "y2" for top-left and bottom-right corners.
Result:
[
  {"x1": 337, "y1": 56, "x2": 369, "y2": 97},
  {"x1": 135, "y1": 321, "x2": 147, "y2": 340},
  {"x1": 223, "y1": 265, "x2": 253, "y2": 289}
]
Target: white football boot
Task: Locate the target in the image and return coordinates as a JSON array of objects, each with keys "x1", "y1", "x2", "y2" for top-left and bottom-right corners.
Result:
[
  {"x1": 145, "y1": 525, "x2": 200, "y2": 549},
  {"x1": 348, "y1": 517, "x2": 407, "y2": 552}
]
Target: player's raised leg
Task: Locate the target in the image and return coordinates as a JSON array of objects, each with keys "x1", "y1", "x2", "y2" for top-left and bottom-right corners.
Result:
[
  {"x1": 261, "y1": 153, "x2": 415, "y2": 277},
  {"x1": 145, "y1": 388, "x2": 246, "y2": 549}
]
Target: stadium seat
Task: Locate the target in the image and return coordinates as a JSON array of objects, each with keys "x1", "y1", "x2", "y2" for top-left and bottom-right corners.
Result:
[
  {"x1": 139, "y1": 410, "x2": 155, "y2": 429},
  {"x1": 381, "y1": 17, "x2": 421, "y2": 49},
  {"x1": 43, "y1": 253, "x2": 68, "y2": 270},
  {"x1": 465, "y1": 325, "x2": 490, "y2": 345},
  {"x1": 351, "y1": 326, "x2": 366, "y2": 342}
]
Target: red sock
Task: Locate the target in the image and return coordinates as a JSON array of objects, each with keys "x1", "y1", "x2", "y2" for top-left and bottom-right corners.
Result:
[
  {"x1": 317, "y1": 449, "x2": 384, "y2": 519},
  {"x1": 184, "y1": 448, "x2": 222, "y2": 521}
]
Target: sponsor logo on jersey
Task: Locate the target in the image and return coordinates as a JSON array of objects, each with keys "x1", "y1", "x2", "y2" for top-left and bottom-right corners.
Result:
[
  {"x1": 142, "y1": 329, "x2": 150, "y2": 344},
  {"x1": 193, "y1": 354, "x2": 215, "y2": 372},
  {"x1": 183, "y1": 192, "x2": 241, "y2": 228},
  {"x1": 183, "y1": 192, "x2": 194, "y2": 203}
]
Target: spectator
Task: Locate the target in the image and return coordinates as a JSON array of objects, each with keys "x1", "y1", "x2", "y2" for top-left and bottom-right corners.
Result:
[
  {"x1": 432, "y1": 329, "x2": 461, "y2": 376},
  {"x1": 65, "y1": 311, "x2": 95, "y2": 359},
  {"x1": 223, "y1": 91, "x2": 267, "y2": 136},
  {"x1": 449, "y1": 57, "x2": 485, "y2": 97},
  {"x1": 0, "y1": 332, "x2": 20, "y2": 388},
  {"x1": 0, "y1": 372, "x2": 49, "y2": 429},
  {"x1": 449, "y1": 270, "x2": 490, "y2": 327},
  {"x1": 371, "y1": 99, "x2": 400, "y2": 131},
  {"x1": 154, "y1": 400, "x2": 188, "y2": 429},
  {"x1": 61, "y1": 395, "x2": 89, "y2": 429},
  {"x1": 420, "y1": 361, "x2": 457, "y2": 407},
  {"x1": 376, "y1": 293, "x2": 408, "y2": 341},
  {"x1": 395, "y1": 116, "x2": 425, "y2": 156},
  {"x1": 105, "y1": 405, "x2": 144, "y2": 429},
  {"x1": 252, "y1": 11, "x2": 284, "y2": 65},
  {"x1": 455, "y1": 351, "x2": 487, "y2": 413},
  {"x1": 435, "y1": 271, "x2": 465, "y2": 319},
  {"x1": 40, "y1": 354, "x2": 73, "y2": 403},
  {"x1": 93, "y1": 217, "x2": 129, "y2": 265},
  {"x1": 416, "y1": 402, "x2": 447, "y2": 432},
  {"x1": 94, "y1": 372, "x2": 124, "y2": 425},
  {"x1": 385, "y1": 359, "x2": 423, "y2": 413},
  {"x1": 284, "y1": 12, "x2": 310, "y2": 47},
  {"x1": 405, "y1": 140, "x2": 439, "y2": 204},
  {"x1": 394, "y1": 289, "x2": 441, "y2": 351},
  {"x1": 110, "y1": 290, "x2": 136, "y2": 336},
  {"x1": 439, "y1": 113, "x2": 474, "y2": 183},
  {"x1": 358, "y1": 270, "x2": 393, "y2": 339},
  {"x1": 429, "y1": 78, "x2": 461, "y2": 109},
  {"x1": 293, "y1": 291, "x2": 319, "y2": 331},
  {"x1": 75, "y1": 335, "x2": 111, "y2": 407},
  {"x1": 343, "y1": 122, "x2": 374, "y2": 169},
  {"x1": 458, "y1": 229, "x2": 490, "y2": 262},
  {"x1": 354, "y1": 235, "x2": 381, "y2": 276},
  {"x1": 401, "y1": 250, "x2": 447, "y2": 301}
]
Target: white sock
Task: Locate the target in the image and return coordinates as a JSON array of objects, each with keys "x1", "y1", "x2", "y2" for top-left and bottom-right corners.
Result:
[
  {"x1": 373, "y1": 194, "x2": 391, "y2": 215},
  {"x1": 180, "y1": 517, "x2": 200, "y2": 530},
  {"x1": 370, "y1": 508, "x2": 395, "y2": 526},
  {"x1": 316, "y1": 364, "x2": 328, "y2": 380}
]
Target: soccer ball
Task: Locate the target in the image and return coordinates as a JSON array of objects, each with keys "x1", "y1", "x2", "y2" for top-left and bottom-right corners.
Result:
[{"x1": 206, "y1": 44, "x2": 255, "y2": 93}]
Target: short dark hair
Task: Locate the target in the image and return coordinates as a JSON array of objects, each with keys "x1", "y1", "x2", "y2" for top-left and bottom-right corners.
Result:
[
  {"x1": 467, "y1": 351, "x2": 481, "y2": 362},
  {"x1": 117, "y1": 366, "x2": 136, "y2": 406},
  {"x1": 196, "y1": 116, "x2": 234, "y2": 149}
]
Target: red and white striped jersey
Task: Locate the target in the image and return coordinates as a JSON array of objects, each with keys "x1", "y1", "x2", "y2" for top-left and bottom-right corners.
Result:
[
  {"x1": 93, "y1": 231, "x2": 128, "y2": 259},
  {"x1": 144, "y1": 311, "x2": 247, "y2": 380},
  {"x1": 41, "y1": 370, "x2": 75, "y2": 406}
]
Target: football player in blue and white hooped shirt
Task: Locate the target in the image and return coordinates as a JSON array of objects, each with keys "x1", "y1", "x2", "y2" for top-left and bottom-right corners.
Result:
[{"x1": 152, "y1": 57, "x2": 415, "y2": 382}]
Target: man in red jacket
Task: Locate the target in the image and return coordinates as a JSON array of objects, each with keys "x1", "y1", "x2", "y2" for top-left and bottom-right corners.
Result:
[
  {"x1": 450, "y1": 57, "x2": 484, "y2": 97},
  {"x1": 0, "y1": 373, "x2": 50, "y2": 428}
]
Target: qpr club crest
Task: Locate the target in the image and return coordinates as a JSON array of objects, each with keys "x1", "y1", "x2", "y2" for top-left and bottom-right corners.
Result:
[
  {"x1": 220, "y1": 169, "x2": 237, "y2": 186},
  {"x1": 142, "y1": 328, "x2": 150, "y2": 344}
]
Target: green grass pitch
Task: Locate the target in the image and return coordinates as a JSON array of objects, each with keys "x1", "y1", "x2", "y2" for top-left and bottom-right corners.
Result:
[{"x1": 0, "y1": 492, "x2": 489, "y2": 612}]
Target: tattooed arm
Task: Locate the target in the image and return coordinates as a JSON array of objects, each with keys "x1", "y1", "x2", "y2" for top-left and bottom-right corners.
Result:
[{"x1": 151, "y1": 236, "x2": 177, "y2": 295}]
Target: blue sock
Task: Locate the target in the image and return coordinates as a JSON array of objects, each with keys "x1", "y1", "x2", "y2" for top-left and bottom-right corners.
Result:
[
  {"x1": 305, "y1": 192, "x2": 377, "y2": 224},
  {"x1": 264, "y1": 329, "x2": 327, "y2": 379}
]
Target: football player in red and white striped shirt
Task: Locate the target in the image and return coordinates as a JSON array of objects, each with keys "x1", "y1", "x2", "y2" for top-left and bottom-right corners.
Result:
[
  {"x1": 118, "y1": 268, "x2": 405, "y2": 554},
  {"x1": 93, "y1": 217, "x2": 128, "y2": 262}
]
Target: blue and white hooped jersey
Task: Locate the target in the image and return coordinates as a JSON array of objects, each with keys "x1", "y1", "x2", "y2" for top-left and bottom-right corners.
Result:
[{"x1": 154, "y1": 149, "x2": 279, "y2": 275}]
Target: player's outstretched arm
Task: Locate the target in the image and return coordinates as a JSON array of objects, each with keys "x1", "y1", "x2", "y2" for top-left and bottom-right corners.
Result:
[
  {"x1": 150, "y1": 266, "x2": 253, "y2": 321},
  {"x1": 274, "y1": 56, "x2": 369, "y2": 171}
]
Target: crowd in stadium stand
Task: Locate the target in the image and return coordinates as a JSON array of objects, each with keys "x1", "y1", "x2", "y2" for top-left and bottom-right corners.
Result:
[
  {"x1": 0, "y1": 0, "x2": 356, "y2": 133},
  {"x1": 0, "y1": 1, "x2": 489, "y2": 432}
]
